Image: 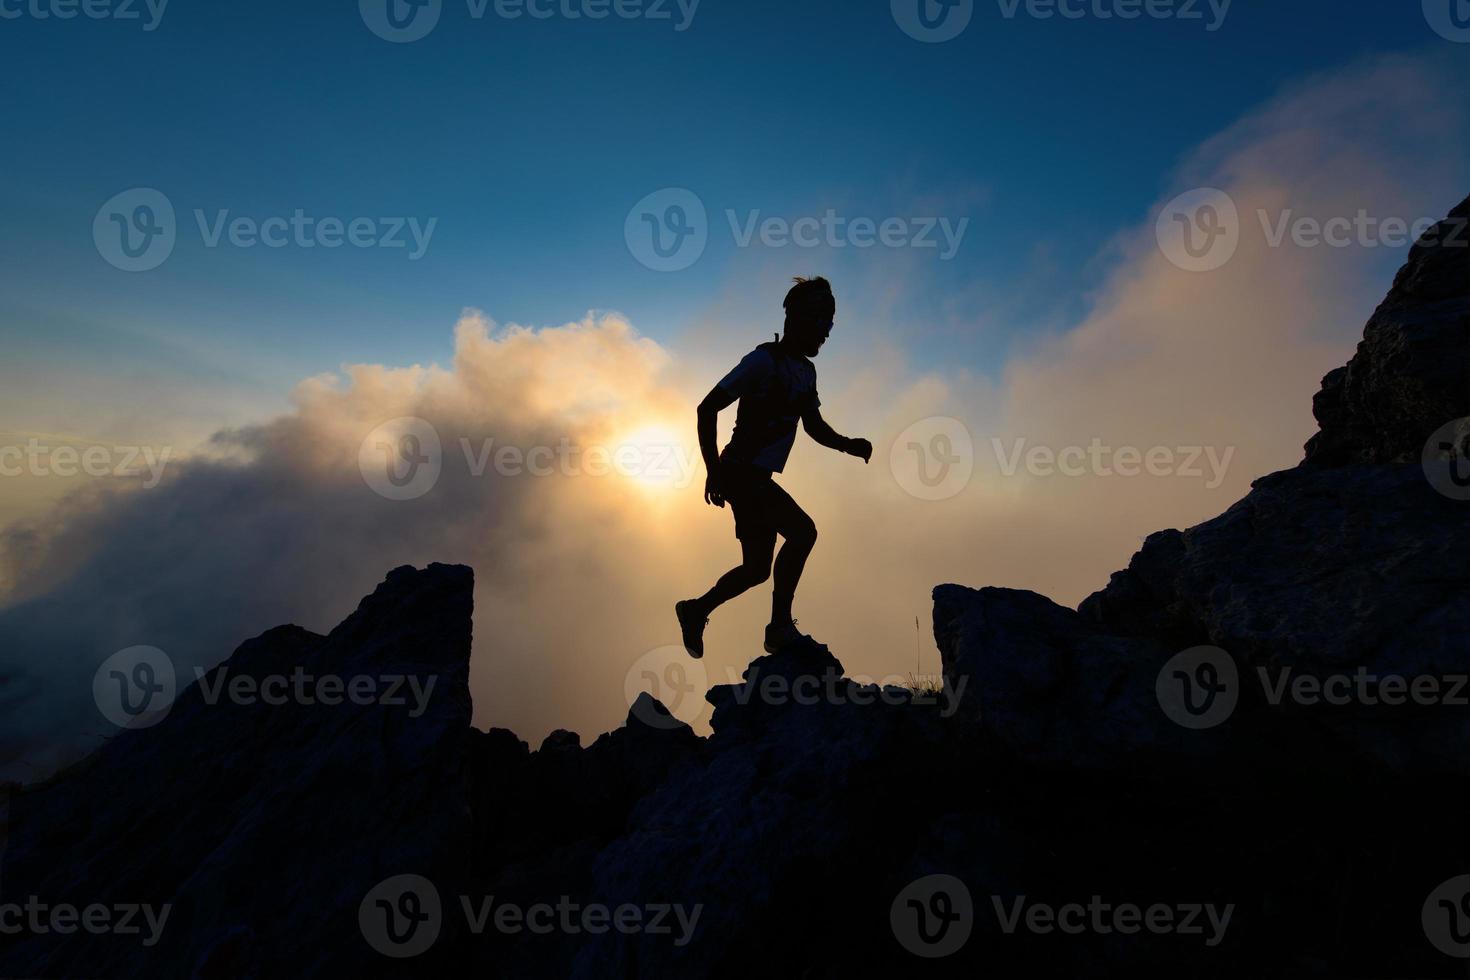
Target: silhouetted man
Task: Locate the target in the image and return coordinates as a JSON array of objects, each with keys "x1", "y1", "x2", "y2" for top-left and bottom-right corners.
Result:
[{"x1": 676, "y1": 277, "x2": 872, "y2": 658}]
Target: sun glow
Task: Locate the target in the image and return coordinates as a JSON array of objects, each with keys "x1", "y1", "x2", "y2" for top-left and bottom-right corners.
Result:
[{"x1": 613, "y1": 423, "x2": 696, "y2": 492}]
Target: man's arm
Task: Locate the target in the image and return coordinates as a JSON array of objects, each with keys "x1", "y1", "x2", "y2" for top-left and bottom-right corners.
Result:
[
  {"x1": 802, "y1": 405, "x2": 872, "y2": 463},
  {"x1": 697, "y1": 386, "x2": 736, "y2": 506}
]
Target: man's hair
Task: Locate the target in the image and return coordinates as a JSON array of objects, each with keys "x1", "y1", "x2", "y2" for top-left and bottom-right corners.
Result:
[{"x1": 783, "y1": 276, "x2": 835, "y2": 325}]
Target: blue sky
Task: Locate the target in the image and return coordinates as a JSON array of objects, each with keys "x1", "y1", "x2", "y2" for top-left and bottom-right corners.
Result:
[{"x1": 0, "y1": 0, "x2": 1455, "y2": 406}]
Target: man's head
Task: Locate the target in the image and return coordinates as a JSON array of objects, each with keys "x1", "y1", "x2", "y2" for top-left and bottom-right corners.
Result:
[{"x1": 783, "y1": 276, "x2": 835, "y2": 357}]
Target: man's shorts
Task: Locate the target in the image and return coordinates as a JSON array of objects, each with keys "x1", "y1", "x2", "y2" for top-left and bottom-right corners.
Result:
[{"x1": 719, "y1": 457, "x2": 809, "y2": 542}]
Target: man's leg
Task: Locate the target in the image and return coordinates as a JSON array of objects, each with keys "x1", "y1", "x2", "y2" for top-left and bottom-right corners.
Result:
[
  {"x1": 767, "y1": 486, "x2": 817, "y2": 629},
  {"x1": 693, "y1": 533, "x2": 775, "y2": 616},
  {"x1": 678, "y1": 533, "x2": 773, "y2": 657}
]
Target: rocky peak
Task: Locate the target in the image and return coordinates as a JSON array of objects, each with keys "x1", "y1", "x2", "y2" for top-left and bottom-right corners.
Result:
[{"x1": 1304, "y1": 193, "x2": 1470, "y2": 465}]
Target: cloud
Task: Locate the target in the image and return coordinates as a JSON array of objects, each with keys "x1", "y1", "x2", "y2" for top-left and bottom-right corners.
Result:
[
  {"x1": 0, "y1": 312, "x2": 700, "y2": 779},
  {"x1": 3, "y1": 52, "x2": 1467, "y2": 782}
]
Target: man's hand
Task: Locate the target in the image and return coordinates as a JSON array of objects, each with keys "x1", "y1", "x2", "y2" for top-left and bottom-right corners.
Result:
[
  {"x1": 704, "y1": 472, "x2": 726, "y2": 507},
  {"x1": 846, "y1": 437, "x2": 873, "y2": 464},
  {"x1": 698, "y1": 386, "x2": 735, "y2": 506}
]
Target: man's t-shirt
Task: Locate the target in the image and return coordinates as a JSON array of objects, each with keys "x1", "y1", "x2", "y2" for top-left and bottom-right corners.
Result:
[{"x1": 717, "y1": 342, "x2": 819, "y2": 473}]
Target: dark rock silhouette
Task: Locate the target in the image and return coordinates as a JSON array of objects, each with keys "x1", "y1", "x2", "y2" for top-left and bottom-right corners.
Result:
[
  {"x1": 1, "y1": 563, "x2": 479, "y2": 977},
  {"x1": 932, "y1": 584, "x2": 1190, "y2": 770},
  {"x1": 2, "y1": 196, "x2": 1467, "y2": 978},
  {"x1": 1304, "y1": 193, "x2": 1470, "y2": 466}
]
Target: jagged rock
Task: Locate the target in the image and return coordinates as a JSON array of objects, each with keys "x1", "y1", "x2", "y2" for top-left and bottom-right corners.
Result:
[
  {"x1": 1304, "y1": 194, "x2": 1470, "y2": 465},
  {"x1": 539, "y1": 729, "x2": 582, "y2": 752},
  {"x1": 933, "y1": 195, "x2": 1470, "y2": 780},
  {"x1": 705, "y1": 639, "x2": 847, "y2": 735},
  {"x1": 1080, "y1": 465, "x2": 1469, "y2": 682},
  {"x1": 0, "y1": 564, "x2": 479, "y2": 978},
  {"x1": 931, "y1": 584, "x2": 1203, "y2": 769},
  {"x1": 1078, "y1": 464, "x2": 1470, "y2": 776},
  {"x1": 572, "y1": 646, "x2": 951, "y2": 979}
]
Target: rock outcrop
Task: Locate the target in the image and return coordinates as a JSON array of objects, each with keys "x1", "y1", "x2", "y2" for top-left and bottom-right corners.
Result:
[
  {"x1": 1303, "y1": 193, "x2": 1470, "y2": 466},
  {"x1": 0, "y1": 563, "x2": 479, "y2": 977},
  {"x1": 937, "y1": 197, "x2": 1470, "y2": 773}
]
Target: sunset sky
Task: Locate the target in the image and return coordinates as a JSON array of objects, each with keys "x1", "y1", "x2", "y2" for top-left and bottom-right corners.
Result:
[{"x1": 2, "y1": 0, "x2": 1468, "y2": 777}]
